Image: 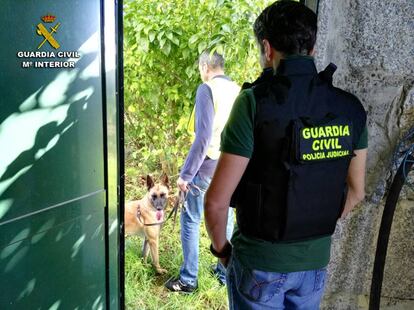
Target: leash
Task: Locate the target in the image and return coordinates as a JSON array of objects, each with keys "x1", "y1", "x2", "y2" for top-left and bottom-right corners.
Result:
[{"x1": 169, "y1": 191, "x2": 185, "y2": 230}]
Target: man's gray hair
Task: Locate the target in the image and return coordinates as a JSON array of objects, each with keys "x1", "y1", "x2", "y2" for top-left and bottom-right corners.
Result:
[{"x1": 198, "y1": 50, "x2": 225, "y2": 70}]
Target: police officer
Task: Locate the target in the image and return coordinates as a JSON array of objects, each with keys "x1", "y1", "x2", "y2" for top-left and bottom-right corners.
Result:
[{"x1": 205, "y1": 1, "x2": 368, "y2": 309}]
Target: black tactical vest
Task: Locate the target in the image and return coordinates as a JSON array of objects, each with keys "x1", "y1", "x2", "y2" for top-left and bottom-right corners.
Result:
[{"x1": 231, "y1": 58, "x2": 367, "y2": 242}]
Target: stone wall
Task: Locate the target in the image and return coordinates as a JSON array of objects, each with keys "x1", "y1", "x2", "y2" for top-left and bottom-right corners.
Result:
[{"x1": 315, "y1": 0, "x2": 414, "y2": 309}]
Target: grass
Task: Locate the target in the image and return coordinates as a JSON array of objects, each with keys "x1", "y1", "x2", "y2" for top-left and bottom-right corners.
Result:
[{"x1": 125, "y1": 208, "x2": 229, "y2": 310}]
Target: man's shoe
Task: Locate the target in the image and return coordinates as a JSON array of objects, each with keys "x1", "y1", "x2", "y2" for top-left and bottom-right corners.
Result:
[{"x1": 165, "y1": 277, "x2": 197, "y2": 293}]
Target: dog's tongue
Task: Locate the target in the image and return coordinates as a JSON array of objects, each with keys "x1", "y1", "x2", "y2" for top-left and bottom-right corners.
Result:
[{"x1": 156, "y1": 210, "x2": 163, "y2": 221}]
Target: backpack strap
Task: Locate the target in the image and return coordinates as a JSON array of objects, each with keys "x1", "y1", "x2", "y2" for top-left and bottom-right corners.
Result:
[{"x1": 318, "y1": 63, "x2": 337, "y2": 84}]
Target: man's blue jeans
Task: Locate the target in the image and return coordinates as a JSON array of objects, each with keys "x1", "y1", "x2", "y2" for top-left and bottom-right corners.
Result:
[
  {"x1": 179, "y1": 173, "x2": 234, "y2": 286},
  {"x1": 226, "y1": 254, "x2": 327, "y2": 309}
]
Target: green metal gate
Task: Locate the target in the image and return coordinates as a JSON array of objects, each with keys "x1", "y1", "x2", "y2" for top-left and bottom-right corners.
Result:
[{"x1": 0, "y1": 1, "x2": 123, "y2": 309}]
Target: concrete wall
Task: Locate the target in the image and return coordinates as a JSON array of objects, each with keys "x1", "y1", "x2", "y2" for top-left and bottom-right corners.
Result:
[{"x1": 315, "y1": 0, "x2": 414, "y2": 309}]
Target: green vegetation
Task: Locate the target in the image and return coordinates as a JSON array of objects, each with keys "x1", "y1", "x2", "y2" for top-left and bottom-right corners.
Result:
[{"x1": 124, "y1": 0, "x2": 274, "y2": 308}]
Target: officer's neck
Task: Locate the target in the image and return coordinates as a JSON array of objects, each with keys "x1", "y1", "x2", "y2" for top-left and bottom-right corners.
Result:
[
  {"x1": 272, "y1": 51, "x2": 284, "y2": 71},
  {"x1": 267, "y1": 49, "x2": 316, "y2": 71}
]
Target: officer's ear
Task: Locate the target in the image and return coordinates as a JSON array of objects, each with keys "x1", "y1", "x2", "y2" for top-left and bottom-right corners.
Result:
[
  {"x1": 309, "y1": 48, "x2": 316, "y2": 57},
  {"x1": 262, "y1": 39, "x2": 283, "y2": 69},
  {"x1": 262, "y1": 39, "x2": 274, "y2": 63}
]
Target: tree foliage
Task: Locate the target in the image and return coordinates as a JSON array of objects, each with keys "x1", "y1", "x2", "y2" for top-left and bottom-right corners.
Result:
[{"x1": 124, "y1": 0, "x2": 274, "y2": 195}]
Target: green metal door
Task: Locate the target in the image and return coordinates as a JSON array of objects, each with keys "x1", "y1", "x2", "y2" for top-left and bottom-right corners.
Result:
[{"x1": 0, "y1": 1, "x2": 122, "y2": 309}]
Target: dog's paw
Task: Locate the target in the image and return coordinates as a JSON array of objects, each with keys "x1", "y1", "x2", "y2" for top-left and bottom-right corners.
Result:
[{"x1": 156, "y1": 267, "x2": 167, "y2": 275}]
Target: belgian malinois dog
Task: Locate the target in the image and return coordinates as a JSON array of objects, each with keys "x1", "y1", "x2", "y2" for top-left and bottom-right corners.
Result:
[{"x1": 125, "y1": 175, "x2": 169, "y2": 274}]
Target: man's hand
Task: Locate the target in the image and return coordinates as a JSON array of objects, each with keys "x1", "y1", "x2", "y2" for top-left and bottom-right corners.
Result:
[
  {"x1": 177, "y1": 177, "x2": 189, "y2": 192},
  {"x1": 210, "y1": 241, "x2": 232, "y2": 268},
  {"x1": 220, "y1": 256, "x2": 231, "y2": 268},
  {"x1": 341, "y1": 148, "x2": 367, "y2": 218}
]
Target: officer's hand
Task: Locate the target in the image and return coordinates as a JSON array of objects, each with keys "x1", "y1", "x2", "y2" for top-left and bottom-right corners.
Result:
[
  {"x1": 220, "y1": 255, "x2": 231, "y2": 268},
  {"x1": 177, "y1": 177, "x2": 189, "y2": 192}
]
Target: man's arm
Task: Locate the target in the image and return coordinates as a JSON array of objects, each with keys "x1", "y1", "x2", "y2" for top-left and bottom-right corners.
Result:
[
  {"x1": 178, "y1": 84, "x2": 214, "y2": 191},
  {"x1": 341, "y1": 148, "x2": 367, "y2": 218},
  {"x1": 204, "y1": 153, "x2": 249, "y2": 257}
]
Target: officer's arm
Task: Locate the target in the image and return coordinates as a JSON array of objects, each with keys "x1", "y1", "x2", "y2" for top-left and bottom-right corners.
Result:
[
  {"x1": 341, "y1": 148, "x2": 367, "y2": 218},
  {"x1": 205, "y1": 152, "x2": 249, "y2": 253}
]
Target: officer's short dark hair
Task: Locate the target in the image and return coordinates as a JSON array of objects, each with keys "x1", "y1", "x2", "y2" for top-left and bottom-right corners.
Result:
[
  {"x1": 254, "y1": 0, "x2": 317, "y2": 56},
  {"x1": 199, "y1": 50, "x2": 225, "y2": 70}
]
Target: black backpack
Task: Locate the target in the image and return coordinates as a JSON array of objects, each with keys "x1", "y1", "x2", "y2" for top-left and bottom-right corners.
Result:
[{"x1": 231, "y1": 64, "x2": 366, "y2": 242}]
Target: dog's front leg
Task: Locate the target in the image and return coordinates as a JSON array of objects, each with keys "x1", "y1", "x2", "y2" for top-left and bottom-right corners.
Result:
[
  {"x1": 147, "y1": 235, "x2": 167, "y2": 274},
  {"x1": 142, "y1": 238, "x2": 150, "y2": 263}
]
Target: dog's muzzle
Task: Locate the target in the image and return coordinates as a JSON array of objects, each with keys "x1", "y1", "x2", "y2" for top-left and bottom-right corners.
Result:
[
  {"x1": 151, "y1": 197, "x2": 165, "y2": 221},
  {"x1": 152, "y1": 197, "x2": 167, "y2": 211}
]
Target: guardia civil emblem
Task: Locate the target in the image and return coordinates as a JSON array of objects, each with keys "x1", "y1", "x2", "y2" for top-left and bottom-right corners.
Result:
[{"x1": 37, "y1": 14, "x2": 61, "y2": 49}]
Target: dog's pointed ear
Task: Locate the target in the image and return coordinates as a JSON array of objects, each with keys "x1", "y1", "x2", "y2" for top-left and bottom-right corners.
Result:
[
  {"x1": 161, "y1": 174, "x2": 169, "y2": 188},
  {"x1": 146, "y1": 175, "x2": 155, "y2": 191}
]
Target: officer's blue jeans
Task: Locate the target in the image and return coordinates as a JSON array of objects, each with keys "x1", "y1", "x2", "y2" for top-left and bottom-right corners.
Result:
[
  {"x1": 226, "y1": 254, "x2": 327, "y2": 309},
  {"x1": 179, "y1": 173, "x2": 234, "y2": 286}
]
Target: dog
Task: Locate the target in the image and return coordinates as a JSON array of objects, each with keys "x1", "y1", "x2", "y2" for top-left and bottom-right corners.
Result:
[{"x1": 125, "y1": 174, "x2": 169, "y2": 274}]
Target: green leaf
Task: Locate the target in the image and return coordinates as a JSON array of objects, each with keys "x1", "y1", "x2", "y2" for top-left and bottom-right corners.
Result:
[
  {"x1": 141, "y1": 38, "x2": 149, "y2": 52},
  {"x1": 128, "y1": 105, "x2": 136, "y2": 113},
  {"x1": 143, "y1": 25, "x2": 152, "y2": 35},
  {"x1": 188, "y1": 34, "x2": 199, "y2": 45},
  {"x1": 182, "y1": 49, "x2": 190, "y2": 59},
  {"x1": 134, "y1": 23, "x2": 144, "y2": 32},
  {"x1": 216, "y1": 44, "x2": 224, "y2": 55},
  {"x1": 222, "y1": 24, "x2": 231, "y2": 33},
  {"x1": 148, "y1": 31, "x2": 156, "y2": 42},
  {"x1": 159, "y1": 38, "x2": 166, "y2": 48},
  {"x1": 198, "y1": 41, "x2": 207, "y2": 54},
  {"x1": 185, "y1": 66, "x2": 193, "y2": 78},
  {"x1": 157, "y1": 30, "x2": 165, "y2": 41},
  {"x1": 162, "y1": 42, "x2": 171, "y2": 55},
  {"x1": 171, "y1": 36, "x2": 180, "y2": 46}
]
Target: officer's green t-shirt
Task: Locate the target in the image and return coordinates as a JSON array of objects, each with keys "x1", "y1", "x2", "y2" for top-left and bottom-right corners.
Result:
[{"x1": 221, "y1": 88, "x2": 368, "y2": 272}]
